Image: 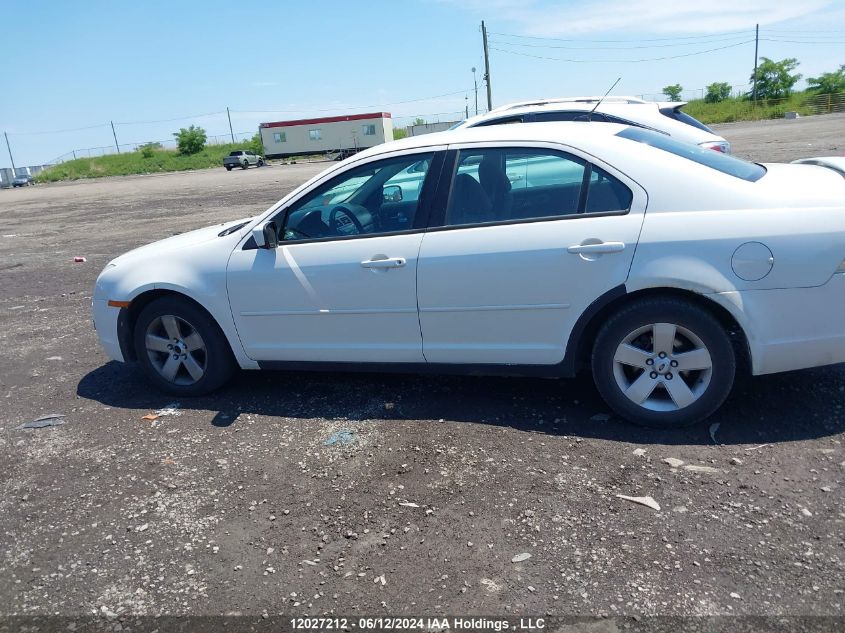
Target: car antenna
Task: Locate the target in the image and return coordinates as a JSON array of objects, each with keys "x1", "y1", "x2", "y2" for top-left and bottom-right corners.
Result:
[{"x1": 588, "y1": 77, "x2": 621, "y2": 121}]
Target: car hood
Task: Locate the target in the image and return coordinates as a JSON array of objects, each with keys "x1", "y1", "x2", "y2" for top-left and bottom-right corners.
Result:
[{"x1": 109, "y1": 217, "x2": 252, "y2": 266}]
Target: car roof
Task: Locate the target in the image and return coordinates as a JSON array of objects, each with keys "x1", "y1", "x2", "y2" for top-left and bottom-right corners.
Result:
[
  {"x1": 357, "y1": 120, "x2": 630, "y2": 160},
  {"x1": 458, "y1": 98, "x2": 689, "y2": 127},
  {"x1": 489, "y1": 95, "x2": 652, "y2": 111}
]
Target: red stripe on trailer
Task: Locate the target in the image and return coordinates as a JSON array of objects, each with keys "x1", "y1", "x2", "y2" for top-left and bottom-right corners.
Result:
[{"x1": 261, "y1": 112, "x2": 391, "y2": 128}]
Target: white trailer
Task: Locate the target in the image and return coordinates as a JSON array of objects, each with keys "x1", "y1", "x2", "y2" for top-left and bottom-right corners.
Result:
[{"x1": 260, "y1": 112, "x2": 393, "y2": 158}]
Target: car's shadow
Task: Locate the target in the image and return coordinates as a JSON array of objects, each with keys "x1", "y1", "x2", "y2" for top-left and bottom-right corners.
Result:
[{"x1": 77, "y1": 361, "x2": 845, "y2": 446}]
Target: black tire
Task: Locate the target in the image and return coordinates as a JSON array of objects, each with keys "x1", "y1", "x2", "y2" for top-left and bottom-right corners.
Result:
[
  {"x1": 257, "y1": 159, "x2": 264, "y2": 167},
  {"x1": 225, "y1": 166, "x2": 232, "y2": 171},
  {"x1": 133, "y1": 296, "x2": 235, "y2": 397},
  {"x1": 591, "y1": 297, "x2": 735, "y2": 428},
  {"x1": 241, "y1": 161, "x2": 249, "y2": 170}
]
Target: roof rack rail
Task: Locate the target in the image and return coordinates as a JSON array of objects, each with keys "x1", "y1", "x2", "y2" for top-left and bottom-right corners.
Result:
[{"x1": 491, "y1": 96, "x2": 649, "y2": 112}]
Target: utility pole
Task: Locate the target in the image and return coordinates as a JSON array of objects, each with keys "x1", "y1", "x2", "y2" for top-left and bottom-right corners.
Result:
[
  {"x1": 465, "y1": 95, "x2": 469, "y2": 119},
  {"x1": 110, "y1": 121, "x2": 120, "y2": 154},
  {"x1": 4, "y1": 132, "x2": 16, "y2": 173},
  {"x1": 481, "y1": 21, "x2": 492, "y2": 111},
  {"x1": 752, "y1": 23, "x2": 759, "y2": 102},
  {"x1": 227, "y1": 107, "x2": 235, "y2": 143}
]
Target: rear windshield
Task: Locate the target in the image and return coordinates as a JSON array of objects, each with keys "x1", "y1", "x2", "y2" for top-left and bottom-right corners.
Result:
[
  {"x1": 659, "y1": 107, "x2": 715, "y2": 133},
  {"x1": 616, "y1": 127, "x2": 766, "y2": 182},
  {"x1": 229, "y1": 151, "x2": 243, "y2": 156}
]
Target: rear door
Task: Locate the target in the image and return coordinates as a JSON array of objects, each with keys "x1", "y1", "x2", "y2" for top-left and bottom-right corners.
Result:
[{"x1": 416, "y1": 142, "x2": 647, "y2": 365}]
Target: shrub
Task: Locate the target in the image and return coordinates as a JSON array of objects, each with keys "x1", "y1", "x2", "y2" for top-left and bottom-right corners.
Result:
[
  {"x1": 173, "y1": 125, "x2": 207, "y2": 155},
  {"x1": 705, "y1": 82, "x2": 732, "y2": 104},
  {"x1": 138, "y1": 142, "x2": 162, "y2": 158}
]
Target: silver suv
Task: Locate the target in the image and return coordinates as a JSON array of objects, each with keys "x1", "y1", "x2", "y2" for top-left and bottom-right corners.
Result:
[
  {"x1": 454, "y1": 96, "x2": 730, "y2": 154},
  {"x1": 223, "y1": 150, "x2": 264, "y2": 171}
]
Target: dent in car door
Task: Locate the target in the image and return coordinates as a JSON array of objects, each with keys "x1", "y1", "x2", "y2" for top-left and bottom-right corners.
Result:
[{"x1": 417, "y1": 145, "x2": 647, "y2": 365}]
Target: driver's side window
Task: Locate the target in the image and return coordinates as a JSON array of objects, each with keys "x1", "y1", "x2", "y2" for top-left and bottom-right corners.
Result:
[{"x1": 280, "y1": 153, "x2": 434, "y2": 242}]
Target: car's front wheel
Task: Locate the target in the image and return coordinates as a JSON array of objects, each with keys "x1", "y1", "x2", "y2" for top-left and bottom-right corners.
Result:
[
  {"x1": 591, "y1": 297, "x2": 735, "y2": 428},
  {"x1": 133, "y1": 296, "x2": 235, "y2": 396}
]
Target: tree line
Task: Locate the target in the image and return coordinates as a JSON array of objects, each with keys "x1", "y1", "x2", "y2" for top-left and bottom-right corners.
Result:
[{"x1": 663, "y1": 59, "x2": 845, "y2": 103}]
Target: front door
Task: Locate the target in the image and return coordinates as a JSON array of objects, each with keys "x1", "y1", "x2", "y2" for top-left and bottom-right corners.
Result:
[
  {"x1": 227, "y1": 150, "x2": 440, "y2": 363},
  {"x1": 417, "y1": 144, "x2": 647, "y2": 365}
]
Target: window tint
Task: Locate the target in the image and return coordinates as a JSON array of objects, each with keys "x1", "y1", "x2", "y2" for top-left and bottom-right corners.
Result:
[
  {"x1": 473, "y1": 115, "x2": 525, "y2": 127},
  {"x1": 445, "y1": 148, "x2": 588, "y2": 226},
  {"x1": 533, "y1": 111, "x2": 607, "y2": 122},
  {"x1": 585, "y1": 166, "x2": 633, "y2": 213},
  {"x1": 617, "y1": 127, "x2": 766, "y2": 182},
  {"x1": 281, "y1": 153, "x2": 434, "y2": 242},
  {"x1": 659, "y1": 106, "x2": 715, "y2": 133}
]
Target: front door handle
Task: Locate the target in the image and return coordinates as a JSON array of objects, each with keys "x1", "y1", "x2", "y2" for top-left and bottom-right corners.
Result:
[
  {"x1": 567, "y1": 241, "x2": 626, "y2": 255},
  {"x1": 361, "y1": 257, "x2": 407, "y2": 269}
]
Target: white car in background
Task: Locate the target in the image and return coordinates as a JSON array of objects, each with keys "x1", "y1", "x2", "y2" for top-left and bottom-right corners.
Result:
[
  {"x1": 93, "y1": 122, "x2": 845, "y2": 428},
  {"x1": 454, "y1": 96, "x2": 731, "y2": 153}
]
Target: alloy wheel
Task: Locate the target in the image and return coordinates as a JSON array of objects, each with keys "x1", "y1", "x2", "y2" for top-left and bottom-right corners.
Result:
[
  {"x1": 612, "y1": 322, "x2": 713, "y2": 412},
  {"x1": 144, "y1": 314, "x2": 207, "y2": 386}
]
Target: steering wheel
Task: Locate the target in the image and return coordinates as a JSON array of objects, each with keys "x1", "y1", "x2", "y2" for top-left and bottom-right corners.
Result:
[{"x1": 329, "y1": 204, "x2": 366, "y2": 236}]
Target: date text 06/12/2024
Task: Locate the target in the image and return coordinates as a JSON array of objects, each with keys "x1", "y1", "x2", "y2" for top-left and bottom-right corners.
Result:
[{"x1": 289, "y1": 617, "x2": 546, "y2": 631}]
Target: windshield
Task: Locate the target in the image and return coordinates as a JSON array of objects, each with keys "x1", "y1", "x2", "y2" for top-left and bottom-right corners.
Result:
[
  {"x1": 617, "y1": 127, "x2": 766, "y2": 182},
  {"x1": 229, "y1": 151, "x2": 243, "y2": 156}
]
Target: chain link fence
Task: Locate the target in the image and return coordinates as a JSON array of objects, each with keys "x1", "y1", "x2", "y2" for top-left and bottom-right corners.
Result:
[{"x1": 47, "y1": 132, "x2": 255, "y2": 165}]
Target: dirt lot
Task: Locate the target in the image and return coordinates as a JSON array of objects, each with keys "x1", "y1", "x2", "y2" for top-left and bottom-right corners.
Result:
[
  {"x1": 1, "y1": 119, "x2": 844, "y2": 626},
  {"x1": 712, "y1": 112, "x2": 845, "y2": 163}
]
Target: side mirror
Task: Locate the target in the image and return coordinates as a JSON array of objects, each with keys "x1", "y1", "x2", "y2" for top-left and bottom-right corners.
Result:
[
  {"x1": 253, "y1": 221, "x2": 278, "y2": 249},
  {"x1": 262, "y1": 221, "x2": 279, "y2": 249},
  {"x1": 383, "y1": 185, "x2": 403, "y2": 203}
]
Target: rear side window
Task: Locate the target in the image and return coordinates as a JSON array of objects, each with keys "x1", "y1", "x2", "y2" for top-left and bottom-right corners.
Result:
[
  {"x1": 473, "y1": 115, "x2": 525, "y2": 127},
  {"x1": 659, "y1": 106, "x2": 715, "y2": 133},
  {"x1": 617, "y1": 127, "x2": 766, "y2": 182},
  {"x1": 443, "y1": 148, "x2": 632, "y2": 227},
  {"x1": 586, "y1": 166, "x2": 633, "y2": 213},
  {"x1": 533, "y1": 111, "x2": 607, "y2": 123}
]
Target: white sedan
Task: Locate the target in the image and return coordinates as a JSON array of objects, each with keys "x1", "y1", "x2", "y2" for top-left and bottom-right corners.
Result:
[{"x1": 93, "y1": 122, "x2": 845, "y2": 427}]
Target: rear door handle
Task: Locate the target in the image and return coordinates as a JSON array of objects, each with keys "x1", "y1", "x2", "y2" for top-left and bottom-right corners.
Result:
[
  {"x1": 361, "y1": 257, "x2": 406, "y2": 269},
  {"x1": 567, "y1": 241, "x2": 626, "y2": 255}
]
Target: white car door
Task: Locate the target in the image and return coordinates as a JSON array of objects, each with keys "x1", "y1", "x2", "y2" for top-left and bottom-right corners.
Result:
[
  {"x1": 227, "y1": 150, "x2": 442, "y2": 363},
  {"x1": 417, "y1": 143, "x2": 647, "y2": 365}
]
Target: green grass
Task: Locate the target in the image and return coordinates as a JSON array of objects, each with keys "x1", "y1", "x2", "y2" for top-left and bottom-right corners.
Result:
[
  {"x1": 682, "y1": 90, "x2": 828, "y2": 125},
  {"x1": 35, "y1": 143, "x2": 257, "y2": 182}
]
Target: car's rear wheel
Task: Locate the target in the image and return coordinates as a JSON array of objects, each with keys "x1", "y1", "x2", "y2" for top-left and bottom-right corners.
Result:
[
  {"x1": 133, "y1": 296, "x2": 235, "y2": 396},
  {"x1": 591, "y1": 297, "x2": 735, "y2": 428},
  {"x1": 225, "y1": 166, "x2": 232, "y2": 171},
  {"x1": 241, "y1": 161, "x2": 249, "y2": 169}
]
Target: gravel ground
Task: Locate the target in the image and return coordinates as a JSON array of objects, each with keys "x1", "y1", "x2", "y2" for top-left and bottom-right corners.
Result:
[
  {"x1": 1, "y1": 119, "x2": 844, "y2": 625},
  {"x1": 712, "y1": 112, "x2": 845, "y2": 163}
]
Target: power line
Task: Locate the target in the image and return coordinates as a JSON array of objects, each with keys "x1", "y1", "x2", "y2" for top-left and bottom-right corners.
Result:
[
  {"x1": 758, "y1": 37, "x2": 845, "y2": 44},
  {"x1": 762, "y1": 28, "x2": 845, "y2": 34},
  {"x1": 489, "y1": 39, "x2": 755, "y2": 63},
  {"x1": 488, "y1": 29, "x2": 754, "y2": 43},
  {"x1": 488, "y1": 33, "x2": 752, "y2": 50}
]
